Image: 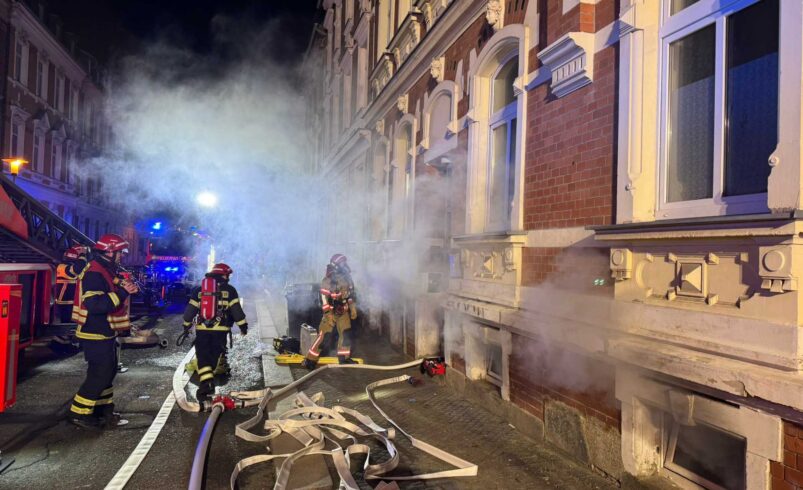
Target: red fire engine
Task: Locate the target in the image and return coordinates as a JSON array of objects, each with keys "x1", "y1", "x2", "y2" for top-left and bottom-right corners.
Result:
[{"x1": 0, "y1": 174, "x2": 94, "y2": 412}]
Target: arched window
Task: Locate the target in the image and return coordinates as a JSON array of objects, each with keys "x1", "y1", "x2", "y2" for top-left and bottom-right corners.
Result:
[
  {"x1": 389, "y1": 123, "x2": 413, "y2": 238},
  {"x1": 487, "y1": 55, "x2": 518, "y2": 230},
  {"x1": 428, "y1": 93, "x2": 452, "y2": 146}
]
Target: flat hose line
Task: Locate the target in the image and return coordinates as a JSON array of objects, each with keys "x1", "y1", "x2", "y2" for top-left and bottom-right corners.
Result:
[{"x1": 104, "y1": 347, "x2": 196, "y2": 489}]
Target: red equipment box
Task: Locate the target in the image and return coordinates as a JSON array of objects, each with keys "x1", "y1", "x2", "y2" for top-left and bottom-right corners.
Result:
[{"x1": 0, "y1": 284, "x2": 22, "y2": 412}]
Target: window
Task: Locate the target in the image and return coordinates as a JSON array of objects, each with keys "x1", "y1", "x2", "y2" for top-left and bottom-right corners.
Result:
[
  {"x1": 487, "y1": 56, "x2": 518, "y2": 231},
  {"x1": 36, "y1": 59, "x2": 45, "y2": 97},
  {"x1": 485, "y1": 342, "x2": 503, "y2": 387},
  {"x1": 664, "y1": 418, "x2": 746, "y2": 489},
  {"x1": 659, "y1": 0, "x2": 779, "y2": 216},
  {"x1": 428, "y1": 94, "x2": 452, "y2": 146},
  {"x1": 70, "y1": 89, "x2": 79, "y2": 120},
  {"x1": 14, "y1": 39, "x2": 23, "y2": 82},
  {"x1": 10, "y1": 121, "x2": 21, "y2": 156},
  {"x1": 51, "y1": 141, "x2": 61, "y2": 179},
  {"x1": 397, "y1": 0, "x2": 411, "y2": 27},
  {"x1": 55, "y1": 74, "x2": 64, "y2": 112},
  {"x1": 386, "y1": 162, "x2": 396, "y2": 239},
  {"x1": 377, "y1": 0, "x2": 394, "y2": 55},
  {"x1": 32, "y1": 132, "x2": 43, "y2": 173}
]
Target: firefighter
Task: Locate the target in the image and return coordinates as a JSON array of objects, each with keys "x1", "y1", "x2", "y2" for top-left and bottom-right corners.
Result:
[
  {"x1": 54, "y1": 245, "x2": 89, "y2": 323},
  {"x1": 182, "y1": 263, "x2": 248, "y2": 401},
  {"x1": 68, "y1": 234, "x2": 138, "y2": 430},
  {"x1": 302, "y1": 254, "x2": 358, "y2": 370}
]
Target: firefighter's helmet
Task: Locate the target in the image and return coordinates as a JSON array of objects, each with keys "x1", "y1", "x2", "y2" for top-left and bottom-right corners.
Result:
[
  {"x1": 329, "y1": 253, "x2": 350, "y2": 273},
  {"x1": 94, "y1": 234, "x2": 129, "y2": 254},
  {"x1": 63, "y1": 245, "x2": 86, "y2": 261},
  {"x1": 211, "y1": 263, "x2": 233, "y2": 278}
]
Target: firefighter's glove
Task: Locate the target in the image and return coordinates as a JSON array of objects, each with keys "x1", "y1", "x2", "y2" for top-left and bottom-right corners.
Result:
[
  {"x1": 240, "y1": 324, "x2": 248, "y2": 336},
  {"x1": 322, "y1": 304, "x2": 333, "y2": 313}
]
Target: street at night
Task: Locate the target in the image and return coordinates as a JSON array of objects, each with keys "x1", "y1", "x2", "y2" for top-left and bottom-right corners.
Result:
[{"x1": 0, "y1": 0, "x2": 801, "y2": 489}]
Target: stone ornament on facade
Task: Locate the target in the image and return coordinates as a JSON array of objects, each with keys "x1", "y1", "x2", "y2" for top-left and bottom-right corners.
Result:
[
  {"x1": 610, "y1": 248, "x2": 633, "y2": 281},
  {"x1": 486, "y1": 0, "x2": 505, "y2": 31},
  {"x1": 430, "y1": 56, "x2": 445, "y2": 83},
  {"x1": 537, "y1": 32, "x2": 596, "y2": 98},
  {"x1": 397, "y1": 94, "x2": 409, "y2": 113},
  {"x1": 375, "y1": 119, "x2": 385, "y2": 135},
  {"x1": 758, "y1": 246, "x2": 797, "y2": 293}
]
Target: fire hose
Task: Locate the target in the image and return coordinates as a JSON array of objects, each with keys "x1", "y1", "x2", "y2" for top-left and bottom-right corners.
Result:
[{"x1": 182, "y1": 357, "x2": 475, "y2": 490}]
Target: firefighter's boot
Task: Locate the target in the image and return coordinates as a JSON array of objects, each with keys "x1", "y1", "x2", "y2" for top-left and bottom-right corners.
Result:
[
  {"x1": 338, "y1": 356, "x2": 357, "y2": 365},
  {"x1": 68, "y1": 414, "x2": 102, "y2": 432},
  {"x1": 97, "y1": 404, "x2": 129, "y2": 428},
  {"x1": 301, "y1": 358, "x2": 317, "y2": 370},
  {"x1": 196, "y1": 380, "x2": 215, "y2": 401}
]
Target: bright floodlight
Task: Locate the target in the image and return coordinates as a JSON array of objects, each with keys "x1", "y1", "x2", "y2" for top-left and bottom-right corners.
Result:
[{"x1": 197, "y1": 191, "x2": 218, "y2": 208}]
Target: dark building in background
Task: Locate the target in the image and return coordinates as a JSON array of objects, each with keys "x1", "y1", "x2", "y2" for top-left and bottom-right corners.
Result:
[{"x1": 0, "y1": 0, "x2": 130, "y2": 248}]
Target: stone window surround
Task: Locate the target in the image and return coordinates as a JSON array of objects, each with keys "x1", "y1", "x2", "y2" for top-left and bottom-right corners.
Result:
[
  {"x1": 465, "y1": 24, "x2": 529, "y2": 235},
  {"x1": 9, "y1": 105, "x2": 29, "y2": 157},
  {"x1": 616, "y1": 368, "x2": 782, "y2": 490},
  {"x1": 616, "y1": 0, "x2": 803, "y2": 223},
  {"x1": 446, "y1": 311, "x2": 513, "y2": 401}
]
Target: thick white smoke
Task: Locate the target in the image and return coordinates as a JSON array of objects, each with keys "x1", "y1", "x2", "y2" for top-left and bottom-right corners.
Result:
[{"x1": 85, "y1": 17, "x2": 318, "y2": 285}]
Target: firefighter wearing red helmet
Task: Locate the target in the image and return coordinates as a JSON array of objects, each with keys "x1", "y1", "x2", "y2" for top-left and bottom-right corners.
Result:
[
  {"x1": 182, "y1": 262, "x2": 249, "y2": 401},
  {"x1": 302, "y1": 253, "x2": 358, "y2": 370},
  {"x1": 54, "y1": 245, "x2": 90, "y2": 323},
  {"x1": 68, "y1": 233, "x2": 139, "y2": 430}
]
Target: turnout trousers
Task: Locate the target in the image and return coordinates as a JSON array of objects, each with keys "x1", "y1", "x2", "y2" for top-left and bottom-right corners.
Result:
[
  {"x1": 195, "y1": 330, "x2": 229, "y2": 384},
  {"x1": 305, "y1": 312, "x2": 351, "y2": 361},
  {"x1": 70, "y1": 338, "x2": 117, "y2": 420}
]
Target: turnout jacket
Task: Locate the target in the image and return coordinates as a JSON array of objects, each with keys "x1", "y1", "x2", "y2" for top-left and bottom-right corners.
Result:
[
  {"x1": 55, "y1": 257, "x2": 88, "y2": 305},
  {"x1": 182, "y1": 281, "x2": 248, "y2": 332},
  {"x1": 320, "y1": 272, "x2": 355, "y2": 315},
  {"x1": 72, "y1": 260, "x2": 131, "y2": 340}
]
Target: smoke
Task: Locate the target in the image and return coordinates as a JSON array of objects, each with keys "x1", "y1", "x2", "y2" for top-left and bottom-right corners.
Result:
[{"x1": 84, "y1": 15, "x2": 318, "y2": 284}]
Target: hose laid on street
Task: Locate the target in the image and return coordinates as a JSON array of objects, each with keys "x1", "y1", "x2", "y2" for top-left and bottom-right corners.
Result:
[
  {"x1": 185, "y1": 359, "x2": 423, "y2": 490},
  {"x1": 187, "y1": 403, "x2": 223, "y2": 490}
]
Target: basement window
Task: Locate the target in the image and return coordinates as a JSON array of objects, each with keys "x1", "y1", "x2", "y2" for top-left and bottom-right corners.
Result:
[
  {"x1": 485, "y1": 342, "x2": 503, "y2": 388},
  {"x1": 664, "y1": 419, "x2": 746, "y2": 490}
]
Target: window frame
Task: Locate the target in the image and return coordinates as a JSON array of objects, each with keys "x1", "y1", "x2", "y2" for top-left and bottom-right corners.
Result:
[
  {"x1": 485, "y1": 54, "x2": 519, "y2": 232},
  {"x1": 656, "y1": 0, "x2": 774, "y2": 219},
  {"x1": 32, "y1": 131, "x2": 43, "y2": 173},
  {"x1": 662, "y1": 417, "x2": 746, "y2": 490}
]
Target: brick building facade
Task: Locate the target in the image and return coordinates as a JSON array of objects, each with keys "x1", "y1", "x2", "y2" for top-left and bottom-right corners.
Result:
[
  {"x1": 306, "y1": 1, "x2": 802, "y2": 488},
  {"x1": 0, "y1": 0, "x2": 124, "y2": 245}
]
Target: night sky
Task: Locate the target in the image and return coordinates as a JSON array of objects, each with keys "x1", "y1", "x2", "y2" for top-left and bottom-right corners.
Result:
[{"x1": 37, "y1": 0, "x2": 321, "y2": 66}]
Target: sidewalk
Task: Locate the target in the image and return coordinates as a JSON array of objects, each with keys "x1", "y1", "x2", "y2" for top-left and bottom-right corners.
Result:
[{"x1": 255, "y1": 295, "x2": 619, "y2": 490}]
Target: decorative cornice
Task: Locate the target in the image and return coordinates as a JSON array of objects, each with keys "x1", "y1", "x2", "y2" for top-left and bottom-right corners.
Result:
[{"x1": 537, "y1": 32, "x2": 595, "y2": 98}]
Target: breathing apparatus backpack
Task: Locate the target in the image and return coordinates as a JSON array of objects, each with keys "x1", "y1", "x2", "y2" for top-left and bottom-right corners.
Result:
[{"x1": 200, "y1": 276, "x2": 222, "y2": 327}]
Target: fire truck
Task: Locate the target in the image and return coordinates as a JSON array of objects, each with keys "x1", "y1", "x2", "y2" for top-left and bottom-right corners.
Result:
[{"x1": 0, "y1": 173, "x2": 94, "y2": 412}]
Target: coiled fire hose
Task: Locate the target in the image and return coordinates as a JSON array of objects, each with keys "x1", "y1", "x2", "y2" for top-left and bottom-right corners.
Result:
[{"x1": 182, "y1": 356, "x2": 476, "y2": 490}]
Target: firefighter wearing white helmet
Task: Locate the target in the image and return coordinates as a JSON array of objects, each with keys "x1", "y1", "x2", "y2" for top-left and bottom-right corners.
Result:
[
  {"x1": 69, "y1": 234, "x2": 139, "y2": 430},
  {"x1": 302, "y1": 254, "x2": 358, "y2": 370},
  {"x1": 182, "y1": 263, "x2": 249, "y2": 401}
]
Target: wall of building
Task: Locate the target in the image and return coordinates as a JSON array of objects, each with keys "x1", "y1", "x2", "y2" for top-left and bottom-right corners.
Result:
[{"x1": 307, "y1": 1, "x2": 803, "y2": 488}]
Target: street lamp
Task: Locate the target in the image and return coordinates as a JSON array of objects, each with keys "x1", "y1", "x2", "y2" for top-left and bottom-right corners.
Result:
[
  {"x1": 2, "y1": 158, "x2": 27, "y2": 182},
  {"x1": 196, "y1": 191, "x2": 218, "y2": 208}
]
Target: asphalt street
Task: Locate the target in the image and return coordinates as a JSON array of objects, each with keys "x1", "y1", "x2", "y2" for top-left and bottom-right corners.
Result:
[{"x1": 0, "y1": 294, "x2": 628, "y2": 489}]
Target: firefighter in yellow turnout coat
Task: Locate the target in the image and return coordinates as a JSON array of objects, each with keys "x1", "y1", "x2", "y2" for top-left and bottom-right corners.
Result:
[
  {"x1": 302, "y1": 254, "x2": 358, "y2": 370},
  {"x1": 54, "y1": 245, "x2": 89, "y2": 323},
  {"x1": 182, "y1": 263, "x2": 248, "y2": 401},
  {"x1": 69, "y1": 234, "x2": 138, "y2": 430}
]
